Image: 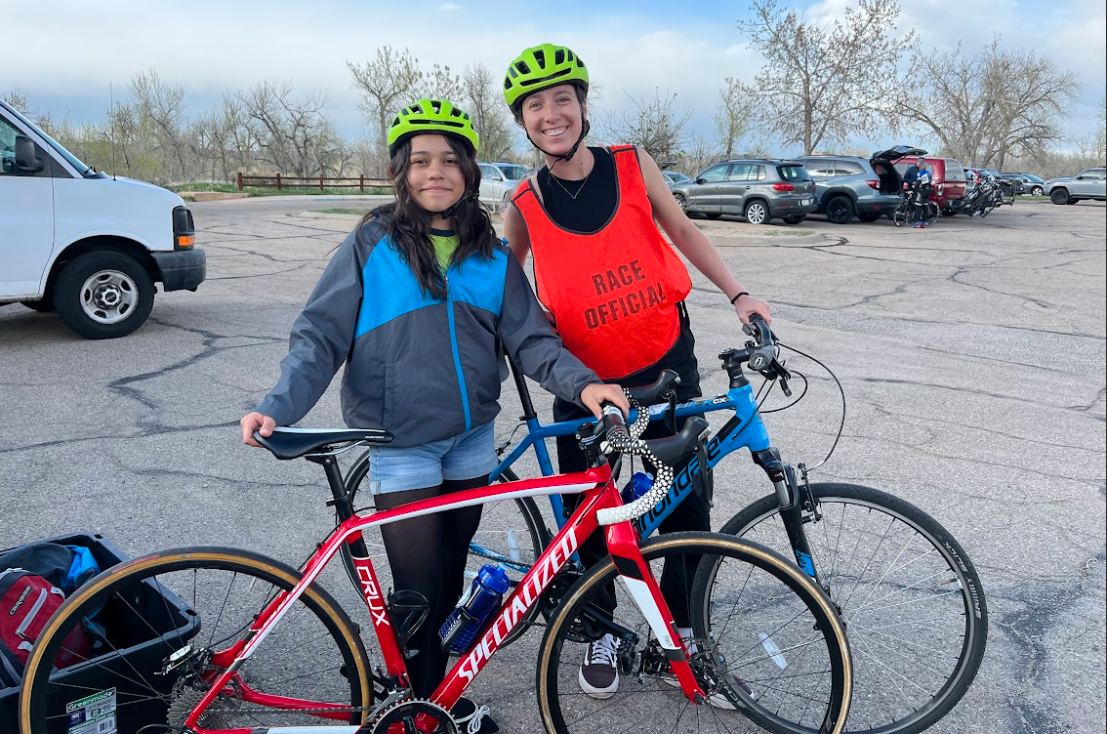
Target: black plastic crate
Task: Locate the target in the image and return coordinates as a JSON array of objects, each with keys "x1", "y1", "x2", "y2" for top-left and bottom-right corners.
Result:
[{"x1": 1, "y1": 533, "x2": 201, "y2": 734}]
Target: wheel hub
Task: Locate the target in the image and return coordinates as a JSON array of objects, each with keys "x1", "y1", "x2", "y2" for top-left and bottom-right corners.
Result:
[{"x1": 80, "y1": 269, "x2": 138, "y2": 324}]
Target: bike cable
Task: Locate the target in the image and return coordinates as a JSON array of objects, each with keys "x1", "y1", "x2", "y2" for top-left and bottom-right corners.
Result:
[{"x1": 776, "y1": 341, "x2": 847, "y2": 472}]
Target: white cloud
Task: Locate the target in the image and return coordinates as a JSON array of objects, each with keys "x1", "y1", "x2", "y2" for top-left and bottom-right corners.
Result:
[{"x1": 437, "y1": 2, "x2": 462, "y2": 10}]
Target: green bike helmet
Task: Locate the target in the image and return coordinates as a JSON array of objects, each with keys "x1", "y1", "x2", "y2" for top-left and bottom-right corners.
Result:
[
  {"x1": 387, "y1": 99, "x2": 480, "y2": 158},
  {"x1": 503, "y1": 43, "x2": 589, "y2": 109}
]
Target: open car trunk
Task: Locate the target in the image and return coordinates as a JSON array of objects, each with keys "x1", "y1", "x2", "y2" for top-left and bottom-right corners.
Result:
[{"x1": 871, "y1": 146, "x2": 928, "y2": 194}]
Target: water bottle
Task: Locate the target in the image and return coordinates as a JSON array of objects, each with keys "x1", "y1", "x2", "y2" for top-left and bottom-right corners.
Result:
[
  {"x1": 621, "y1": 471, "x2": 655, "y2": 504},
  {"x1": 439, "y1": 564, "x2": 511, "y2": 653}
]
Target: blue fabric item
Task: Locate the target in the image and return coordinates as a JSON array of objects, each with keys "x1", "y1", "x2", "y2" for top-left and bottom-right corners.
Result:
[
  {"x1": 64, "y1": 545, "x2": 101, "y2": 593},
  {"x1": 447, "y1": 250, "x2": 508, "y2": 316},
  {"x1": 356, "y1": 239, "x2": 441, "y2": 338}
]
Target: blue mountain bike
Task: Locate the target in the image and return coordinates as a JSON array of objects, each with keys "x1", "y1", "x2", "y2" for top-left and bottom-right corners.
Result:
[{"x1": 339, "y1": 316, "x2": 987, "y2": 734}]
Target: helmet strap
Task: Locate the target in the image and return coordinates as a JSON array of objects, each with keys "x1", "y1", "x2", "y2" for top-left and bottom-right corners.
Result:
[{"x1": 436, "y1": 190, "x2": 479, "y2": 220}]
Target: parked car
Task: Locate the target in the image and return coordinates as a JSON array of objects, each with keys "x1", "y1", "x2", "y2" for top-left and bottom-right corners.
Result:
[
  {"x1": 1, "y1": 99, "x2": 205, "y2": 339},
  {"x1": 892, "y1": 157, "x2": 968, "y2": 216},
  {"x1": 478, "y1": 162, "x2": 528, "y2": 211},
  {"x1": 670, "y1": 159, "x2": 817, "y2": 224},
  {"x1": 794, "y1": 146, "x2": 924, "y2": 224},
  {"x1": 1044, "y1": 167, "x2": 1107, "y2": 205},
  {"x1": 1002, "y1": 172, "x2": 1046, "y2": 196},
  {"x1": 663, "y1": 171, "x2": 693, "y2": 189}
]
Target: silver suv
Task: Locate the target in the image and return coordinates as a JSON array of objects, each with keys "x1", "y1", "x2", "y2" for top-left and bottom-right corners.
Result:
[
  {"x1": 670, "y1": 159, "x2": 817, "y2": 224},
  {"x1": 795, "y1": 146, "x2": 925, "y2": 224},
  {"x1": 1045, "y1": 167, "x2": 1107, "y2": 205}
]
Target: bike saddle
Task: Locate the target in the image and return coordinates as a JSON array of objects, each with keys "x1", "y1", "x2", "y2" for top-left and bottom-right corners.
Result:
[
  {"x1": 254, "y1": 427, "x2": 393, "y2": 460},
  {"x1": 644, "y1": 416, "x2": 709, "y2": 468},
  {"x1": 627, "y1": 369, "x2": 681, "y2": 406}
]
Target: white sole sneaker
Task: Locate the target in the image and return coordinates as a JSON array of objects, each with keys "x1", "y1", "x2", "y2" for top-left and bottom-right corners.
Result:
[{"x1": 578, "y1": 666, "x2": 619, "y2": 699}]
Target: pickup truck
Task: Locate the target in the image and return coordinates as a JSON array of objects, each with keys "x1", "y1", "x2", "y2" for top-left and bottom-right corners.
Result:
[{"x1": 1, "y1": 98, "x2": 205, "y2": 339}]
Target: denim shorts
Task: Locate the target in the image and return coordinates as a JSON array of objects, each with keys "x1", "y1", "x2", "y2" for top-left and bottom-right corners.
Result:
[{"x1": 368, "y1": 421, "x2": 498, "y2": 494}]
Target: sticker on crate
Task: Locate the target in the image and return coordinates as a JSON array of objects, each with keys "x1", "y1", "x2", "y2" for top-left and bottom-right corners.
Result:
[{"x1": 66, "y1": 687, "x2": 116, "y2": 734}]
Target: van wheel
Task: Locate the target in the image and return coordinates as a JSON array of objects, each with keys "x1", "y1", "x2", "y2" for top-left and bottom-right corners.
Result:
[
  {"x1": 825, "y1": 196, "x2": 855, "y2": 224},
  {"x1": 55, "y1": 252, "x2": 155, "y2": 339}
]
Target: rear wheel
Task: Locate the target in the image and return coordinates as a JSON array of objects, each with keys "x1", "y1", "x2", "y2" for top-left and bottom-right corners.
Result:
[
  {"x1": 940, "y1": 208, "x2": 957, "y2": 217},
  {"x1": 714, "y1": 483, "x2": 988, "y2": 734},
  {"x1": 782, "y1": 214, "x2": 806, "y2": 225},
  {"x1": 744, "y1": 200, "x2": 769, "y2": 225},
  {"x1": 825, "y1": 196, "x2": 855, "y2": 224},
  {"x1": 856, "y1": 212, "x2": 881, "y2": 222},
  {"x1": 19, "y1": 548, "x2": 373, "y2": 734},
  {"x1": 1030, "y1": 185, "x2": 1044, "y2": 196},
  {"x1": 536, "y1": 533, "x2": 852, "y2": 734}
]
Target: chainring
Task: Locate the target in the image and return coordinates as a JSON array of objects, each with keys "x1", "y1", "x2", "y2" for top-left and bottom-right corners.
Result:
[{"x1": 370, "y1": 698, "x2": 459, "y2": 734}]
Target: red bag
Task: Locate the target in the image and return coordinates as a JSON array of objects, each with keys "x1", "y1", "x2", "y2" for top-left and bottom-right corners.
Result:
[{"x1": 1, "y1": 568, "x2": 90, "y2": 687}]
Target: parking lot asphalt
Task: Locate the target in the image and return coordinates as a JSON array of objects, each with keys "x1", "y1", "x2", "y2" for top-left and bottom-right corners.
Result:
[{"x1": 2, "y1": 197, "x2": 1104, "y2": 733}]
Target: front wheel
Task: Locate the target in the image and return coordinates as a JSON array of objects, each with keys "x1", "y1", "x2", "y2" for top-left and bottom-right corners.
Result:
[
  {"x1": 536, "y1": 532, "x2": 852, "y2": 734},
  {"x1": 1050, "y1": 188, "x2": 1071, "y2": 205},
  {"x1": 825, "y1": 196, "x2": 855, "y2": 224},
  {"x1": 54, "y1": 251, "x2": 155, "y2": 339},
  {"x1": 19, "y1": 548, "x2": 373, "y2": 734},
  {"x1": 714, "y1": 483, "x2": 988, "y2": 734},
  {"x1": 892, "y1": 203, "x2": 909, "y2": 227}
]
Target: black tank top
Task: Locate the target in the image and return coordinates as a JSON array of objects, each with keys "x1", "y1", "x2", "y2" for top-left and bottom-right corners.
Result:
[{"x1": 535, "y1": 147, "x2": 617, "y2": 233}]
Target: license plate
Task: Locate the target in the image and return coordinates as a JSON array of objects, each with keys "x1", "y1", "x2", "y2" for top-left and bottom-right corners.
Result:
[{"x1": 802, "y1": 197, "x2": 813, "y2": 205}]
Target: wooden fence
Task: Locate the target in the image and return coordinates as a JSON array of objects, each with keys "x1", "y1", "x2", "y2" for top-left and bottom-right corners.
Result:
[{"x1": 236, "y1": 173, "x2": 393, "y2": 191}]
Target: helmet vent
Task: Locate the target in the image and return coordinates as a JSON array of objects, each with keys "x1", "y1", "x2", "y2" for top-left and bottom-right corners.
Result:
[
  {"x1": 554, "y1": 49, "x2": 565, "y2": 65},
  {"x1": 533, "y1": 49, "x2": 546, "y2": 67}
]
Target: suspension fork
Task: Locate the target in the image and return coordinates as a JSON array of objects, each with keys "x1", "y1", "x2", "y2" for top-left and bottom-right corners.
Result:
[{"x1": 752, "y1": 449, "x2": 823, "y2": 588}]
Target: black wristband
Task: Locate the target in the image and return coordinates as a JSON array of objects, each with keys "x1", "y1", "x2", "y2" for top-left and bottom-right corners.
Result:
[{"x1": 729, "y1": 291, "x2": 749, "y2": 305}]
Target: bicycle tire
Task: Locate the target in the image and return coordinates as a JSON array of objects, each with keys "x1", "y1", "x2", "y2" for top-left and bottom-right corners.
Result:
[
  {"x1": 340, "y1": 453, "x2": 551, "y2": 647},
  {"x1": 20, "y1": 547, "x2": 373, "y2": 734},
  {"x1": 536, "y1": 532, "x2": 852, "y2": 734},
  {"x1": 892, "y1": 203, "x2": 908, "y2": 227},
  {"x1": 925, "y1": 203, "x2": 939, "y2": 224},
  {"x1": 712, "y1": 483, "x2": 987, "y2": 734}
]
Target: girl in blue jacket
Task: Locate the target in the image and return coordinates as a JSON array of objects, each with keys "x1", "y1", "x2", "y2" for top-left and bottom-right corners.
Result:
[{"x1": 240, "y1": 99, "x2": 627, "y2": 730}]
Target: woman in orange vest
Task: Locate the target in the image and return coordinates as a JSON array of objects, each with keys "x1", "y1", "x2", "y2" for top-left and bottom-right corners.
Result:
[{"x1": 501, "y1": 43, "x2": 772, "y2": 700}]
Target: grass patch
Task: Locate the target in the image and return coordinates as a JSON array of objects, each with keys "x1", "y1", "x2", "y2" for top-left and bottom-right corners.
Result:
[
  {"x1": 172, "y1": 182, "x2": 392, "y2": 197},
  {"x1": 316, "y1": 208, "x2": 371, "y2": 216}
]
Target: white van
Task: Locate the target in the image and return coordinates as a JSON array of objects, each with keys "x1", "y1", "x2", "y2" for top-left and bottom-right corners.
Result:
[{"x1": 1, "y1": 99, "x2": 205, "y2": 339}]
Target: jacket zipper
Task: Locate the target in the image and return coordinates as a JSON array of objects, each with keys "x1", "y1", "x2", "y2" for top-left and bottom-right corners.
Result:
[
  {"x1": 444, "y1": 273, "x2": 472, "y2": 432},
  {"x1": 15, "y1": 587, "x2": 50, "y2": 640}
]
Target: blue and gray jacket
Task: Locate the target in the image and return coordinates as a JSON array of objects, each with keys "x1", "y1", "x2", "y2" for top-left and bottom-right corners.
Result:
[{"x1": 256, "y1": 214, "x2": 598, "y2": 447}]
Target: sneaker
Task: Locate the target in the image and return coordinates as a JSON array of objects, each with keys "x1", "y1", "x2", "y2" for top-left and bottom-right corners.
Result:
[
  {"x1": 452, "y1": 697, "x2": 498, "y2": 734},
  {"x1": 579, "y1": 633, "x2": 620, "y2": 699}
]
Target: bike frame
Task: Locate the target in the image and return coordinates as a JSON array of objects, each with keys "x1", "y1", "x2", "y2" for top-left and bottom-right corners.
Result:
[
  {"x1": 489, "y1": 359, "x2": 820, "y2": 578},
  {"x1": 184, "y1": 461, "x2": 705, "y2": 734}
]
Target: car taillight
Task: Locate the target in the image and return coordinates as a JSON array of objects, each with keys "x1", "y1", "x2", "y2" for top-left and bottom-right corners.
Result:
[
  {"x1": 866, "y1": 180, "x2": 879, "y2": 190},
  {"x1": 772, "y1": 183, "x2": 795, "y2": 192}
]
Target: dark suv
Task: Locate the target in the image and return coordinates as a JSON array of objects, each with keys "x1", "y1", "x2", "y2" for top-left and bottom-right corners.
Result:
[
  {"x1": 795, "y1": 146, "x2": 925, "y2": 224},
  {"x1": 671, "y1": 159, "x2": 817, "y2": 224}
]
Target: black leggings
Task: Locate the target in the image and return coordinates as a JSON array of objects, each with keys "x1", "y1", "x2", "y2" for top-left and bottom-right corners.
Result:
[{"x1": 373, "y1": 476, "x2": 485, "y2": 698}]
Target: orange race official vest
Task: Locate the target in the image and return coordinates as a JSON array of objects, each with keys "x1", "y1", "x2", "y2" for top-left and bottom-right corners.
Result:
[{"x1": 513, "y1": 145, "x2": 692, "y2": 380}]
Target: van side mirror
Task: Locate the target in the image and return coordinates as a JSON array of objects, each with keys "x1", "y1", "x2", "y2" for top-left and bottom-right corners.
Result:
[{"x1": 15, "y1": 136, "x2": 45, "y2": 174}]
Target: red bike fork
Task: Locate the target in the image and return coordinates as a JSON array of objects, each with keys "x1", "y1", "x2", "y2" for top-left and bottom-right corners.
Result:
[{"x1": 605, "y1": 520, "x2": 705, "y2": 703}]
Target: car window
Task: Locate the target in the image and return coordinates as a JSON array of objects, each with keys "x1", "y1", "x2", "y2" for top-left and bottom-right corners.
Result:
[
  {"x1": 834, "y1": 161, "x2": 864, "y2": 176},
  {"x1": 497, "y1": 165, "x2": 527, "y2": 180},
  {"x1": 777, "y1": 165, "x2": 810, "y2": 182},
  {"x1": 726, "y1": 164, "x2": 752, "y2": 181},
  {"x1": 1, "y1": 115, "x2": 28, "y2": 177},
  {"x1": 943, "y1": 161, "x2": 966, "y2": 181},
  {"x1": 744, "y1": 165, "x2": 766, "y2": 181},
  {"x1": 1077, "y1": 169, "x2": 1105, "y2": 180},
  {"x1": 803, "y1": 160, "x2": 836, "y2": 179},
  {"x1": 698, "y1": 165, "x2": 729, "y2": 183}
]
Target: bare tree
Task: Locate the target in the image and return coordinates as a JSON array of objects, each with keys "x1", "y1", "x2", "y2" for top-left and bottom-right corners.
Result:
[
  {"x1": 462, "y1": 63, "x2": 515, "y2": 160},
  {"x1": 237, "y1": 80, "x2": 342, "y2": 177},
  {"x1": 131, "y1": 70, "x2": 189, "y2": 181},
  {"x1": 347, "y1": 46, "x2": 423, "y2": 155},
  {"x1": 605, "y1": 89, "x2": 691, "y2": 162},
  {"x1": 421, "y1": 63, "x2": 464, "y2": 103},
  {"x1": 897, "y1": 40, "x2": 1078, "y2": 169},
  {"x1": 739, "y1": 0, "x2": 911, "y2": 154},
  {"x1": 714, "y1": 77, "x2": 753, "y2": 158}
]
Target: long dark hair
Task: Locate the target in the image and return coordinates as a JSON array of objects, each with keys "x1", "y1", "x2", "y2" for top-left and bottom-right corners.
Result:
[{"x1": 358, "y1": 135, "x2": 494, "y2": 299}]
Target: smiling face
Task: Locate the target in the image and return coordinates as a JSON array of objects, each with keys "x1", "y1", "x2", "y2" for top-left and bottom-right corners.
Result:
[
  {"x1": 519, "y1": 84, "x2": 587, "y2": 156},
  {"x1": 404, "y1": 133, "x2": 466, "y2": 215}
]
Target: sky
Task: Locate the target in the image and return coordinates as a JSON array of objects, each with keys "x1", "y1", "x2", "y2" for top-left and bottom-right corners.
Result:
[{"x1": 4, "y1": 0, "x2": 1104, "y2": 157}]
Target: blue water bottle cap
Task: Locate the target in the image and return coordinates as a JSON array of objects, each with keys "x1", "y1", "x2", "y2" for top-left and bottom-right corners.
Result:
[{"x1": 480, "y1": 564, "x2": 512, "y2": 595}]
